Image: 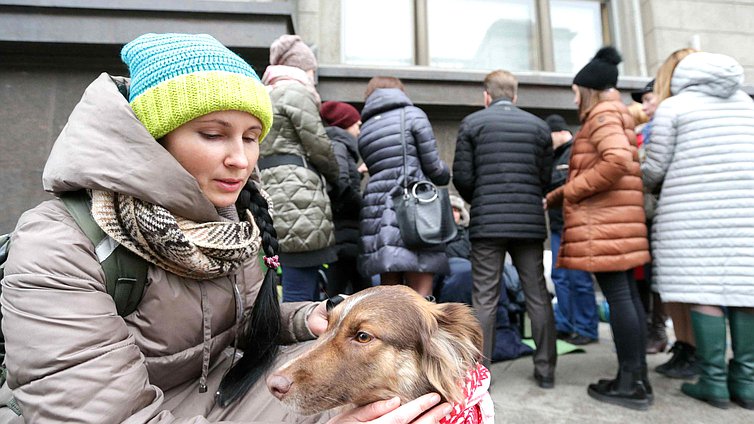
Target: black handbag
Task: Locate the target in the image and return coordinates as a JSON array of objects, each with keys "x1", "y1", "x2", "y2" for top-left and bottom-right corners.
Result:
[{"x1": 391, "y1": 109, "x2": 457, "y2": 249}]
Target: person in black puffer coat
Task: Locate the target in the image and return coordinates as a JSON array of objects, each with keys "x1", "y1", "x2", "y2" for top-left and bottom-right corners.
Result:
[
  {"x1": 453, "y1": 69, "x2": 556, "y2": 388},
  {"x1": 320, "y1": 101, "x2": 371, "y2": 296},
  {"x1": 358, "y1": 76, "x2": 450, "y2": 296}
]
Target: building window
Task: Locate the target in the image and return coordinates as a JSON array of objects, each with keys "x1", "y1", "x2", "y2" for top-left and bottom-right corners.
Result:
[
  {"x1": 341, "y1": 0, "x2": 415, "y2": 66},
  {"x1": 428, "y1": 0, "x2": 536, "y2": 72},
  {"x1": 341, "y1": 0, "x2": 609, "y2": 73},
  {"x1": 550, "y1": 0, "x2": 605, "y2": 73}
]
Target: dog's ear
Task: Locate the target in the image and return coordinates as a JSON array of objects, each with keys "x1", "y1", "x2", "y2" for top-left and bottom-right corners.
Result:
[{"x1": 421, "y1": 302, "x2": 483, "y2": 404}]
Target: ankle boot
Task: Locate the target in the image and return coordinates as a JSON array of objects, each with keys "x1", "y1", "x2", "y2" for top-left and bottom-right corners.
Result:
[
  {"x1": 588, "y1": 366, "x2": 650, "y2": 411},
  {"x1": 656, "y1": 341, "x2": 698, "y2": 379},
  {"x1": 729, "y1": 310, "x2": 754, "y2": 410},
  {"x1": 681, "y1": 311, "x2": 730, "y2": 409}
]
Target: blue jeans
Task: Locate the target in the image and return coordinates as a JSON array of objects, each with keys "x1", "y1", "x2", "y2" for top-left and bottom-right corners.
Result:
[
  {"x1": 281, "y1": 265, "x2": 321, "y2": 302},
  {"x1": 550, "y1": 232, "x2": 599, "y2": 339}
]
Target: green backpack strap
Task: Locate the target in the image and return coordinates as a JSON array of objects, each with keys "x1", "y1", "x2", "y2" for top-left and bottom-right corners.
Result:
[{"x1": 60, "y1": 191, "x2": 148, "y2": 317}]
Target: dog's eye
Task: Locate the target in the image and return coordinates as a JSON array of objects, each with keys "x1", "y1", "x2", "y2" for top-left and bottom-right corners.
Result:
[{"x1": 355, "y1": 331, "x2": 373, "y2": 343}]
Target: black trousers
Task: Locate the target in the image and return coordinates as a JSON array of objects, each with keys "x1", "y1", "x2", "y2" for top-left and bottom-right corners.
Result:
[
  {"x1": 471, "y1": 238, "x2": 556, "y2": 378},
  {"x1": 594, "y1": 270, "x2": 647, "y2": 373},
  {"x1": 326, "y1": 256, "x2": 371, "y2": 297}
]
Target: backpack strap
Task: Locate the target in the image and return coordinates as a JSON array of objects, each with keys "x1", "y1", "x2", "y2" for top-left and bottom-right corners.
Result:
[{"x1": 60, "y1": 191, "x2": 148, "y2": 317}]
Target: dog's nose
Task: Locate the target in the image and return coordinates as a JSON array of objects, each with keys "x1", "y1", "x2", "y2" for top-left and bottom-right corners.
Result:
[{"x1": 266, "y1": 374, "x2": 293, "y2": 400}]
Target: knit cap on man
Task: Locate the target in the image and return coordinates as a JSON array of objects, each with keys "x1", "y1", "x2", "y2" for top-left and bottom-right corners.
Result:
[
  {"x1": 121, "y1": 33, "x2": 272, "y2": 141},
  {"x1": 320, "y1": 101, "x2": 360, "y2": 129}
]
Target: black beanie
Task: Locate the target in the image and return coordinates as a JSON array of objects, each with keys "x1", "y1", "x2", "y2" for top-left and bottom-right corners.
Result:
[
  {"x1": 573, "y1": 46, "x2": 622, "y2": 90},
  {"x1": 545, "y1": 114, "x2": 569, "y2": 133}
]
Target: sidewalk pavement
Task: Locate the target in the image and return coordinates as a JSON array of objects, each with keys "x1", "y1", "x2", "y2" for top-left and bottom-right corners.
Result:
[{"x1": 487, "y1": 321, "x2": 753, "y2": 424}]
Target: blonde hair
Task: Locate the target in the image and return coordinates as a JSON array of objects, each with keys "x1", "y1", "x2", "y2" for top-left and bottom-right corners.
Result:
[
  {"x1": 654, "y1": 48, "x2": 698, "y2": 103},
  {"x1": 628, "y1": 102, "x2": 648, "y2": 126},
  {"x1": 484, "y1": 70, "x2": 518, "y2": 101}
]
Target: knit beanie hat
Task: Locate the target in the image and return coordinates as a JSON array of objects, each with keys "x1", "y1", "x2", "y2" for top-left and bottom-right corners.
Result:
[
  {"x1": 573, "y1": 46, "x2": 622, "y2": 90},
  {"x1": 121, "y1": 33, "x2": 273, "y2": 141},
  {"x1": 320, "y1": 101, "x2": 361, "y2": 129},
  {"x1": 545, "y1": 114, "x2": 569, "y2": 133},
  {"x1": 269, "y1": 35, "x2": 318, "y2": 72}
]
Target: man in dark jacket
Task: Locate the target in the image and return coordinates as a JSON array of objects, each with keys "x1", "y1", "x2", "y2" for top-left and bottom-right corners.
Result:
[
  {"x1": 545, "y1": 114, "x2": 599, "y2": 346},
  {"x1": 320, "y1": 101, "x2": 370, "y2": 296},
  {"x1": 453, "y1": 70, "x2": 556, "y2": 388}
]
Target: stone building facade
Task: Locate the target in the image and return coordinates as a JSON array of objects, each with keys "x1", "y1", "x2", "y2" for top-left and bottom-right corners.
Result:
[{"x1": 1, "y1": 0, "x2": 753, "y2": 232}]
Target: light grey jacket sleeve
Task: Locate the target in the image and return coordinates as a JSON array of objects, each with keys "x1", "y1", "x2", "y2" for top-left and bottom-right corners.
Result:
[{"x1": 642, "y1": 100, "x2": 679, "y2": 192}]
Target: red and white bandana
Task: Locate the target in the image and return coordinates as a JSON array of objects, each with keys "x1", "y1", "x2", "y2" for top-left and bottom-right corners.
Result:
[{"x1": 440, "y1": 363, "x2": 494, "y2": 424}]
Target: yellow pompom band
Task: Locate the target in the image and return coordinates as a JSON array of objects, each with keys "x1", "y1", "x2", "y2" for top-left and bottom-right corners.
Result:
[{"x1": 130, "y1": 71, "x2": 273, "y2": 141}]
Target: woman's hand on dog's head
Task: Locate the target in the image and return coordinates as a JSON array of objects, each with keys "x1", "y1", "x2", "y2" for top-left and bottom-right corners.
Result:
[
  {"x1": 307, "y1": 295, "x2": 349, "y2": 337},
  {"x1": 326, "y1": 393, "x2": 452, "y2": 424}
]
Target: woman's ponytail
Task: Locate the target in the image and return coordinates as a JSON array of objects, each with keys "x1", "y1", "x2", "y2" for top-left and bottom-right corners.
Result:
[{"x1": 217, "y1": 179, "x2": 281, "y2": 406}]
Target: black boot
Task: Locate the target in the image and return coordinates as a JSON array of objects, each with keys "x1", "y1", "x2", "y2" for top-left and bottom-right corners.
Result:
[
  {"x1": 588, "y1": 367, "x2": 651, "y2": 411},
  {"x1": 596, "y1": 366, "x2": 653, "y2": 404},
  {"x1": 656, "y1": 341, "x2": 699, "y2": 379}
]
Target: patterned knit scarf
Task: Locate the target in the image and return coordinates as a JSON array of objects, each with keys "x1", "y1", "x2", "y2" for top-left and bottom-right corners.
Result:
[{"x1": 90, "y1": 190, "x2": 261, "y2": 279}]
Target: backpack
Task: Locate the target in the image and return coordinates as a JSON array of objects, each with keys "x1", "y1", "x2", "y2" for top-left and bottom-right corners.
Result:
[{"x1": 0, "y1": 190, "x2": 149, "y2": 366}]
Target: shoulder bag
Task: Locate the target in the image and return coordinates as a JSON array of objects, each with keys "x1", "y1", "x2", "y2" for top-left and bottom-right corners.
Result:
[{"x1": 391, "y1": 109, "x2": 457, "y2": 249}]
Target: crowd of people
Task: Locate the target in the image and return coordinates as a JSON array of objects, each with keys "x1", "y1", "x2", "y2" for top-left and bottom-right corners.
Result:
[{"x1": 0, "y1": 30, "x2": 753, "y2": 422}]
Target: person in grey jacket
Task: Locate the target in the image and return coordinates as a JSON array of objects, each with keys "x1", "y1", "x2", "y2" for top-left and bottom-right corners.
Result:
[
  {"x1": 642, "y1": 51, "x2": 754, "y2": 410},
  {"x1": 358, "y1": 76, "x2": 450, "y2": 297},
  {"x1": 320, "y1": 101, "x2": 371, "y2": 296},
  {"x1": 259, "y1": 35, "x2": 339, "y2": 302},
  {"x1": 0, "y1": 33, "x2": 451, "y2": 424}
]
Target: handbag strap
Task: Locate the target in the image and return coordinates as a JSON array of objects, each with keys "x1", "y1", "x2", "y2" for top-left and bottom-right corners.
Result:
[{"x1": 399, "y1": 108, "x2": 409, "y2": 195}]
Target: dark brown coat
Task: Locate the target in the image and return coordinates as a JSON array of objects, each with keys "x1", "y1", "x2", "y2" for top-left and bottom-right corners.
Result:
[{"x1": 546, "y1": 91, "x2": 649, "y2": 272}]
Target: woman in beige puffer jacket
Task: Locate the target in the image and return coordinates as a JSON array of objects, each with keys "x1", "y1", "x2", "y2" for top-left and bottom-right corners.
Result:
[{"x1": 0, "y1": 33, "x2": 450, "y2": 424}]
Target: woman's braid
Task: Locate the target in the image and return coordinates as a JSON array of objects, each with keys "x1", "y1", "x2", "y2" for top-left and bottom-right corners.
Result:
[{"x1": 218, "y1": 179, "x2": 281, "y2": 406}]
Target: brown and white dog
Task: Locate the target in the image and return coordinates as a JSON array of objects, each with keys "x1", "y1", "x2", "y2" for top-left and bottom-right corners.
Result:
[{"x1": 266, "y1": 285, "x2": 493, "y2": 422}]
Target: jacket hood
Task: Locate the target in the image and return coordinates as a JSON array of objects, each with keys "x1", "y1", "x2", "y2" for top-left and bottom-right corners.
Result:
[
  {"x1": 361, "y1": 88, "x2": 413, "y2": 122},
  {"x1": 671, "y1": 52, "x2": 744, "y2": 99},
  {"x1": 42, "y1": 73, "x2": 220, "y2": 222},
  {"x1": 325, "y1": 126, "x2": 359, "y2": 160}
]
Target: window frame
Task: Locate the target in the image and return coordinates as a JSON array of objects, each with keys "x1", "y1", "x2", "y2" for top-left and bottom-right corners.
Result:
[{"x1": 348, "y1": 0, "x2": 611, "y2": 72}]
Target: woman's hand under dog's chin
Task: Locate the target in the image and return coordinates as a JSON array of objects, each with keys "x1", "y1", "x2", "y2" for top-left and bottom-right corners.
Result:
[{"x1": 327, "y1": 394, "x2": 452, "y2": 424}]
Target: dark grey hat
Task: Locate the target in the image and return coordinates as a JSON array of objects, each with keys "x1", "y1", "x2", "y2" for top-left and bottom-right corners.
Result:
[
  {"x1": 545, "y1": 114, "x2": 569, "y2": 133},
  {"x1": 631, "y1": 79, "x2": 655, "y2": 103}
]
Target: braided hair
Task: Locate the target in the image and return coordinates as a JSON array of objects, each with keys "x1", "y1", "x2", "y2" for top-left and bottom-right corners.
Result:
[{"x1": 216, "y1": 179, "x2": 281, "y2": 406}]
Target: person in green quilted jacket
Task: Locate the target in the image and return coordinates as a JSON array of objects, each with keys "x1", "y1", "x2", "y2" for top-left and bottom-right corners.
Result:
[{"x1": 259, "y1": 35, "x2": 341, "y2": 302}]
